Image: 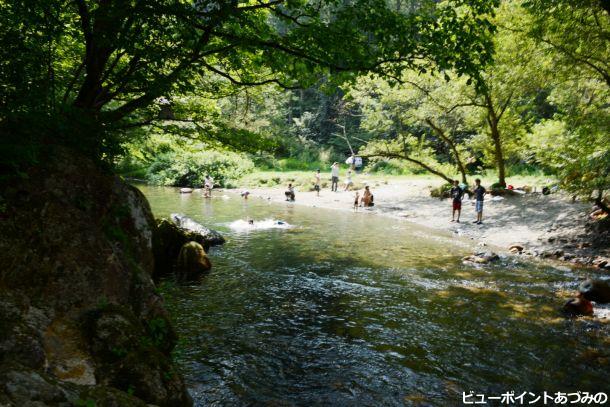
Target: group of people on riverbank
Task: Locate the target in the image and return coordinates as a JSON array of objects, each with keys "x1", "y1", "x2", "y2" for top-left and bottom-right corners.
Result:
[
  {"x1": 450, "y1": 178, "x2": 487, "y2": 224},
  {"x1": 285, "y1": 162, "x2": 374, "y2": 208},
  {"x1": 283, "y1": 164, "x2": 487, "y2": 223},
  {"x1": 199, "y1": 163, "x2": 488, "y2": 224}
]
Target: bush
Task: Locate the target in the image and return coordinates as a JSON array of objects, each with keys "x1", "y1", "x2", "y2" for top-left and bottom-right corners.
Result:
[
  {"x1": 147, "y1": 150, "x2": 254, "y2": 188},
  {"x1": 366, "y1": 160, "x2": 408, "y2": 175},
  {"x1": 430, "y1": 183, "x2": 453, "y2": 199},
  {"x1": 275, "y1": 158, "x2": 327, "y2": 171}
]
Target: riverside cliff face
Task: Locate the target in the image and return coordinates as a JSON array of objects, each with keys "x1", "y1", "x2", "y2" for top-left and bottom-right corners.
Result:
[{"x1": 0, "y1": 148, "x2": 191, "y2": 406}]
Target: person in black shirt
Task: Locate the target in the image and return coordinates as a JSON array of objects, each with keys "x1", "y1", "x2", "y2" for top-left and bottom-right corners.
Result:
[
  {"x1": 450, "y1": 180, "x2": 463, "y2": 222},
  {"x1": 473, "y1": 178, "x2": 486, "y2": 224}
]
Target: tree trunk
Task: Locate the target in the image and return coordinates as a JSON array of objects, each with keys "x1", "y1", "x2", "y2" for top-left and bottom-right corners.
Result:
[{"x1": 488, "y1": 117, "x2": 506, "y2": 187}]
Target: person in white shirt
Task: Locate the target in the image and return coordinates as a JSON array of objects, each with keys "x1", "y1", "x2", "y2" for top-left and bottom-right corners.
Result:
[
  {"x1": 203, "y1": 175, "x2": 214, "y2": 198},
  {"x1": 330, "y1": 162, "x2": 339, "y2": 192},
  {"x1": 344, "y1": 169, "x2": 354, "y2": 191}
]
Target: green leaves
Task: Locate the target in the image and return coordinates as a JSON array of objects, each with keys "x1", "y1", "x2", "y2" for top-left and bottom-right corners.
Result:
[{"x1": 1, "y1": 0, "x2": 498, "y2": 158}]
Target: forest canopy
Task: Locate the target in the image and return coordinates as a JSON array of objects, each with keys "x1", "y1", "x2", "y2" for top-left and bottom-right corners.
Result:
[
  {"x1": 0, "y1": 0, "x2": 497, "y2": 159},
  {"x1": 0, "y1": 0, "x2": 608, "y2": 209}
]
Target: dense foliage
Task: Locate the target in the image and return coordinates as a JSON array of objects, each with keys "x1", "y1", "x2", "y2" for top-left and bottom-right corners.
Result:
[
  {"x1": 147, "y1": 150, "x2": 254, "y2": 188},
  {"x1": 0, "y1": 0, "x2": 607, "y2": 210},
  {"x1": 0, "y1": 0, "x2": 497, "y2": 168}
]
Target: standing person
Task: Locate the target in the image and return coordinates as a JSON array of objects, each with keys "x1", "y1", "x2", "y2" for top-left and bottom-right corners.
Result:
[
  {"x1": 344, "y1": 169, "x2": 354, "y2": 191},
  {"x1": 473, "y1": 178, "x2": 486, "y2": 224},
  {"x1": 450, "y1": 180, "x2": 464, "y2": 222},
  {"x1": 353, "y1": 191, "x2": 360, "y2": 210},
  {"x1": 203, "y1": 175, "x2": 214, "y2": 198},
  {"x1": 314, "y1": 169, "x2": 321, "y2": 197},
  {"x1": 284, "y1": 183, "x2": 295, "y2": 202},
  {"x1": 330, "y1": 162, "x2": 339, "y2": 192}
]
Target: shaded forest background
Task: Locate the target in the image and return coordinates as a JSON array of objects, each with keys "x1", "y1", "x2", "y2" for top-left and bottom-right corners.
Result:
[{"x1": 1, "y1": 0, "x2": 608, "y2": 208}]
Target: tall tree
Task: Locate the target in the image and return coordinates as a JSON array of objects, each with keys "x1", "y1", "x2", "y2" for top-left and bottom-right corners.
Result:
[
  {"x1": 462, "y1": 1, "x2": 544, "y2": 187},
  {"x1": 523, "y1": 0, "x2": 610, "y2": 87},
  {"x1": 0, "y1": 0, "x2": 498, "y2": 165},
  {"x1": 348, "y1": 72, "x2": 476, "y2": 183}
]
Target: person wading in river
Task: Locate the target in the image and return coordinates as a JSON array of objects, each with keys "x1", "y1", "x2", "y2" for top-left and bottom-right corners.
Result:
[
  {"x1": 450, "y1": 179, "x2": 464, "y2": 223},
  {"x1": 361, "y1": 185, "x2": 374, "y2": 207},
  {"x1": 203, "y1": 175, "x2": 214, "y2": 198},
  {"x1": 330, "y1": 162, "x2": 339, "y2": 192},
  {"x1": 285, "y1": 183, "x2": 295, "y2": 202}
]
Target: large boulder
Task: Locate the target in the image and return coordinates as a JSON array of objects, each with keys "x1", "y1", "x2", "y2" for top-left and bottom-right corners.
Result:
[
  {"x1": 171, "y1": 213, "x2": 225, "y2": 246},
  {"x1": 579, "y1": 279, "x2": 610, "y2": 304},
  {"x1": 152, "y1": 214, "x2": 224, "y2": 280},
  {"x1": 0, "y1": 147, "x2": 191, "y2": 406}
]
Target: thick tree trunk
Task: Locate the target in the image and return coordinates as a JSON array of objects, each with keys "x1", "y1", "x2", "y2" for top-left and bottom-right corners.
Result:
[{"x1": 489, "y1": 118, "x2": 506, "y2": 187}]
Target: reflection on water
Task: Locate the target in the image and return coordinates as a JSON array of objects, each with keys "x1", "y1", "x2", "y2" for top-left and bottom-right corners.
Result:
[{"x1": 138, "y1": 185, "x2": 609, "y2": 406}]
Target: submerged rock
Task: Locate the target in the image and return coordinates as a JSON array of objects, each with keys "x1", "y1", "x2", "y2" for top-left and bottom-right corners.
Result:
[
  {"x1": 463, "y1": 251, "x2": 500, "y2": 265},
  {"x1": 579, "y1": 279, "x2": 610, "y2": 304},
  {"x1": 0, "y1": 147, "x2": 191, "y2": 406},
  {"x1": 176, "y1": 242, "x2": 211, "y2": 282}
]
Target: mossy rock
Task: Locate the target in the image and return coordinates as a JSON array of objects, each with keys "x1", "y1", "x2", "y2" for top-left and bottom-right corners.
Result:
[
  {"x1": 152, "y1": 219, "x2": 210, "y2": 280},
  {"x1": 82, "y1": 304, "x2": 176, "y2": 361},
  {"x1": 81, "y1": 305, "x2": 189, "y2": 406},
  {"x1": 175, "y1": 241, "x2": 211, "y2": 283},
  {"x1": 77, "y1": 385, "x2": 149, "y2": 407},
  {"x1": 0, "y1": 147, "x2": 190, "y2": 407},
  {"x1": 152, "y1": 216, "x2": 224, "y2": 280}
]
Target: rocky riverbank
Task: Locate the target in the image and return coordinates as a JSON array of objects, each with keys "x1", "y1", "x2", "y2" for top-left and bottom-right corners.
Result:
[{"x1": 0, "y1": 148, "x2": 192, "y2": 406}]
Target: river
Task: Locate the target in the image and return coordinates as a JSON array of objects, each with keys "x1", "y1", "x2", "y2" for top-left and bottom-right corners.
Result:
[{"x1": 139, "y1": 185, "x2": 609, "y2": 406}]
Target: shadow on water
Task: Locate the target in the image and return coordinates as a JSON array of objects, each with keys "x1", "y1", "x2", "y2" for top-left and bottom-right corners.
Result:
[{"x1": 138, "y1": 186, "x2": 609, "y2": 406}]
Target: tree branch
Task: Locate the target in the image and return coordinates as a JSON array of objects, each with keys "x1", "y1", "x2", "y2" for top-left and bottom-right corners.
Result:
[
  {"x1": 201, "y1": 61, "x2": 299, "y2": 89},
  {"x1": 237, "y1": 0, "x2": 285, "y2": 11}
]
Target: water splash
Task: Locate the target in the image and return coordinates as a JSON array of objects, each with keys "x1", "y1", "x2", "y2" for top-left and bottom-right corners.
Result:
[{"x1": 229, "y1": 219, "x2": 293, "y2": 232}]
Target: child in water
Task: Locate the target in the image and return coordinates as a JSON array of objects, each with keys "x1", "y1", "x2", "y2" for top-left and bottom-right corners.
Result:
[
  {"x1": 361, "y1": 185, "x2": 374, "y2": 207},
  {"x1": 353, "y1": 191, "x2": 360, "y2": 210},
  {"x1": 284, "y1": 183, "x2": 295, "y2": 201}
]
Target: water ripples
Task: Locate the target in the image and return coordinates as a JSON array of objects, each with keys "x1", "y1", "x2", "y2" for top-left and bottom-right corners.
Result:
[{"x1": 140, "y1": 187, "x2": 610, "y2": 406}]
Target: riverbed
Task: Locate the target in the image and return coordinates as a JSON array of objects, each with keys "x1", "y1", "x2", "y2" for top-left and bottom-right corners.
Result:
[{"x1": 139, "y1": 185, "x2": 609, "y2": 406}]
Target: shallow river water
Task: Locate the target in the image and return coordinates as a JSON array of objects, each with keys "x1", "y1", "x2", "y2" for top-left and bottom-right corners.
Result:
[{"x1": 139, "y1": 186, "x2": 609, "y2": 406}]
